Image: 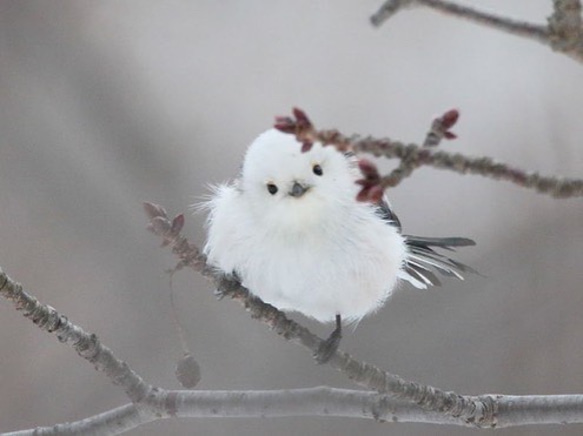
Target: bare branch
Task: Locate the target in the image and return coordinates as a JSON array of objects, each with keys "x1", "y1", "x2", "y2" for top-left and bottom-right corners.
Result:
[
  {"x1": 422, "y1": 109, "x2": 459, "y2": 147},
  {"x1": 371, "y1": 0, "x2": 583, "y2": 63},
  {"x1": 549, "y1": 0, "x2": 583, "y2": 51},
  {"x1": 377, "y1": 109, "x2": 461, "y2": 191},
  {"x1": 370, "y1": 0, "x2": 414, "y2": 25},
  {"x1": 355, "y1": 137, "x2": 583, "y2": 197},
  {"x1": 371, "y1": 0, "x2": 549, "y2": 42},
  {"x1": 277, "y1": 108, "x2": 583, "y2": 198},
  {"x1": 4, "y1": 404, "x2": 143, "y2": 436},
  {"x1": 8, "y1": 388, "x2": 583, "y2": 435},
  {"x1": 0, "y1": 268, "x2": 151, "y2": 404}
]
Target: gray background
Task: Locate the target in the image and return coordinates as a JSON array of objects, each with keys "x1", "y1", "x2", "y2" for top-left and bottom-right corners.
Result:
[{"x1": 1, "y1": 1, "x2": 582, "y2": 435}]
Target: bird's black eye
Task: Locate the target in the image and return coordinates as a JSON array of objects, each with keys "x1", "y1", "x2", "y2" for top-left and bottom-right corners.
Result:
[
  {"x1": 312, "y1": 164, "x2": 323, "y2": 176},
  {"x1": 266, "y1": 183, "x2": 278, "y2": 195}
]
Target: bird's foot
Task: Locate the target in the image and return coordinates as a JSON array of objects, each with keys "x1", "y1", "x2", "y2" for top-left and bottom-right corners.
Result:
[{"x1": 313, "y1": 315, "x2": 342, "y2": 364}]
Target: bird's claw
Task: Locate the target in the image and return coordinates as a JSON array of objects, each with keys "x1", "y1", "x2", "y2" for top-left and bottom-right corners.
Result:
[{"x1": 314, "y1": 327, "x2": 342, "y2": 364}]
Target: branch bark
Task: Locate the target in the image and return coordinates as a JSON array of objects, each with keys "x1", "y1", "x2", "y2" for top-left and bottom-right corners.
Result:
[
  {"x1": 3, "y1": 245, "x2": 583, "y2": 433},
  {"x1": 0, "y1": 269, "x2": 151, "y2": 404},
  {"x1": 276, "y1": 108, "x2": 583, "y2": 198},
  {"x1": 7, "y1": 388, "x2": 583, "y2": 435},
  {"x1": 371, "y1": 0, "x2": 583, "y2": 63}
]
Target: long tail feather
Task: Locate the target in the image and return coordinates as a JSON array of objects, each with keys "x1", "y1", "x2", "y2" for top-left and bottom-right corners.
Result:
[{"x1": 400, "y1": 235, "x2": 476, "y2": 289}]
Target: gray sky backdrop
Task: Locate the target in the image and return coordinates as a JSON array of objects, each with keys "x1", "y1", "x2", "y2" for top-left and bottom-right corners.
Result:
[{"x1": 1, "y1": 1, "x2": 582, "y2": 435}]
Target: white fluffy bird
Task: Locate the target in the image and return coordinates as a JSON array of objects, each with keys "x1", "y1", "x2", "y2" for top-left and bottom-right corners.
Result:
[{"x1": 203, "y1": 129, "x2": 474, "y2": 362}]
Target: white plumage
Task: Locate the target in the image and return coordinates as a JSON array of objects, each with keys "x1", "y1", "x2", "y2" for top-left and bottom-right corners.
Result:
[{"x1": 202, "y1": 129, "x2": 474, "y2": 328}]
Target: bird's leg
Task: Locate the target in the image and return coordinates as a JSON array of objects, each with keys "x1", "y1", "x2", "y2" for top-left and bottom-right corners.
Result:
[{"x1": 314, "y1": 314, "x2": 342, "y2": 364}]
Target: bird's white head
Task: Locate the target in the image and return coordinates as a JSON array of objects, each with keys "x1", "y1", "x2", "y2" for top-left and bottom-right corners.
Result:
[{"x1": 240, "y1": 129, "x2": 359, "y2": 232}]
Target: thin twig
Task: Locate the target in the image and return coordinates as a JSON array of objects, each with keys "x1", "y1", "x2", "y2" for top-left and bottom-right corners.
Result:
[
  {"x1": 370, "y1": 0, "x2": 414, "y2": 25},
  {"x1": 167, "y1": 274, "x2": 191, "y2": 357},
  {"x1": 4, "y1": 404, "x2": 143, "y2": 436},
  {"x1": 167, "y1": 272, "x2": 201, "y2": 388},
  {"x1": 372, "y1": 0, "x2": 549, "y2": 43},
  {"x1": 276, "y1": 108, "x2": 583, "y2": 198},
  {"x1": 380, "y1": 109, "x2": 460, "y2": 189},
  {"x1": 355, "y1": 137, "x2": 583, "y2": 197},
  {"x1": 371, "y1": 0, "x2": 583, "y2": 63}
]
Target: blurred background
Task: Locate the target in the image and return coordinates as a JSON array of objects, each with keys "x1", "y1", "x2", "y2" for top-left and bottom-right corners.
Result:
[{"x1": 1, "y1": 1, "x2": 582, "y2": 435}]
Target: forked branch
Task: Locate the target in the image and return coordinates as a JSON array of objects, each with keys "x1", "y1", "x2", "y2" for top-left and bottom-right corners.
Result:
[
  {"x1": 371, "y1": 0, "x2": 583, "y2": 63},
  {"x1": 275, "y1": 108, "x2": 583, "y2": 200}
]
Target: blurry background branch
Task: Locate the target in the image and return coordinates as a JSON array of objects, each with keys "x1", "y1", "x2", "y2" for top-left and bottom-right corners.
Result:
[{"x1": 371, "y1": 0, "x2": 583, "y2": 63}]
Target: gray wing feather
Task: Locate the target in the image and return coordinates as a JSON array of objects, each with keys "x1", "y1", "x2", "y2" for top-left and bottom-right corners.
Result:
[
  {"x1": 374, "y1": 197, "x2": 475, "y2": 289},
  {"x1": 403, "y1": 236, "x2": 476, "y2": 288},
  {"x1": 375, "y1": 197, "x2": 402, "y2": 231}
]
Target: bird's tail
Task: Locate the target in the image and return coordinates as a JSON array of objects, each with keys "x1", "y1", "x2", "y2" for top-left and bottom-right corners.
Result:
[{"x1": 399, "y1": 235, "x2": 477, "y2": 289}]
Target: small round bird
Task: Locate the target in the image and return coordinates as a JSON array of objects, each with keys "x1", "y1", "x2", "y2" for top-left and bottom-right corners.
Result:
[{"x1": 203, "y1": 129, "x2": 475, "y2": 362}]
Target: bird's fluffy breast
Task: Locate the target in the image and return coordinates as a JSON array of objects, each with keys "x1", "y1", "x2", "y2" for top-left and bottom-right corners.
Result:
[{"x1": 204, "y1": 184, "x2": 407, "y2": 322}]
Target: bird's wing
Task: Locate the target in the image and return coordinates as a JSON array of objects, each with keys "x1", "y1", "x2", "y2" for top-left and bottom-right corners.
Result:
[
  {"x1": 374, "y1": 196, "x2": 402, "y2": 231},
  {"x1": 374, "y1": 196, "x2": 476, "y2": 290}
]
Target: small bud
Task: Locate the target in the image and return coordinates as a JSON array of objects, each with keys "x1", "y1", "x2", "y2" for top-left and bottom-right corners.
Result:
[
  {"x1": 441, "y1": 109, "x2": 459, "y2": 129},
  {"x1": 367, "y1": 185, "x2": 384, "y2": 203},
  {"x1": 292, "y1": 107, "x2": 312, "y2": 129},
  {"x1": 356, "y1": 187, "x2": 371, "y2": 202},
  {"x1": 150, "y1": 216, "x2": 171, "y2": 234},
  {"x1": 424, "y1": 108, "x2": 461, "y2": 146},
  {"x1": 358, "y1": 159, "x2": 380, "y2": 179},
  {"x1": 143, "y1": 202, "x2": 167, "y2": 219},
  {"x1": 301, "y1": 141, "x2": 313, "y2": 153},
  {"x1": 171, "y1": 214, "x2": 185, "y2": 235},
  {"x1": 274, "y1": 116, "x2": 296, "y2": 133},
  {"x1": 356, "y1": 183, "x2": 384, "y2": 203},
  {"x1": 175, "y1": 353, "x2": 201, "y2": 388}
]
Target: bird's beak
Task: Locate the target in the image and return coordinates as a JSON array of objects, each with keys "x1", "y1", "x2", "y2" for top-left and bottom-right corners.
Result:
[{"x1": 289, "y1": 181, "x2": 310, "y2": 198}]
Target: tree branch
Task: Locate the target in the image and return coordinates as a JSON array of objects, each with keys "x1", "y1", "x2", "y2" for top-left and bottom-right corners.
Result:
[
  {"x1": 275, "y1": 108, "x2": 583, "y2": 198},
  {"x1": 549, "y1": 0, "x2": 583, "y2": 52},
  {"x1": 371, "y1": 0, "x2": 583, "y2": 63},
  {"x1": 7, "y1": 388, "x2": 583, "y2": 435},
  {"x1": 2, "y1": 207, "x2": 583, "y2": 433},
  {"x1": 354, "y1": 137, "x2": 583, "y2": 197},
  {"x1": 378, "y1": 109, "x2": 460, "y2": 192},
  {"x1": 4, "y1": 404, "x2": 143, "y2": 436},
  {"x1": 0, "y1": 268, "x2": 152, "y2": 404}
]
